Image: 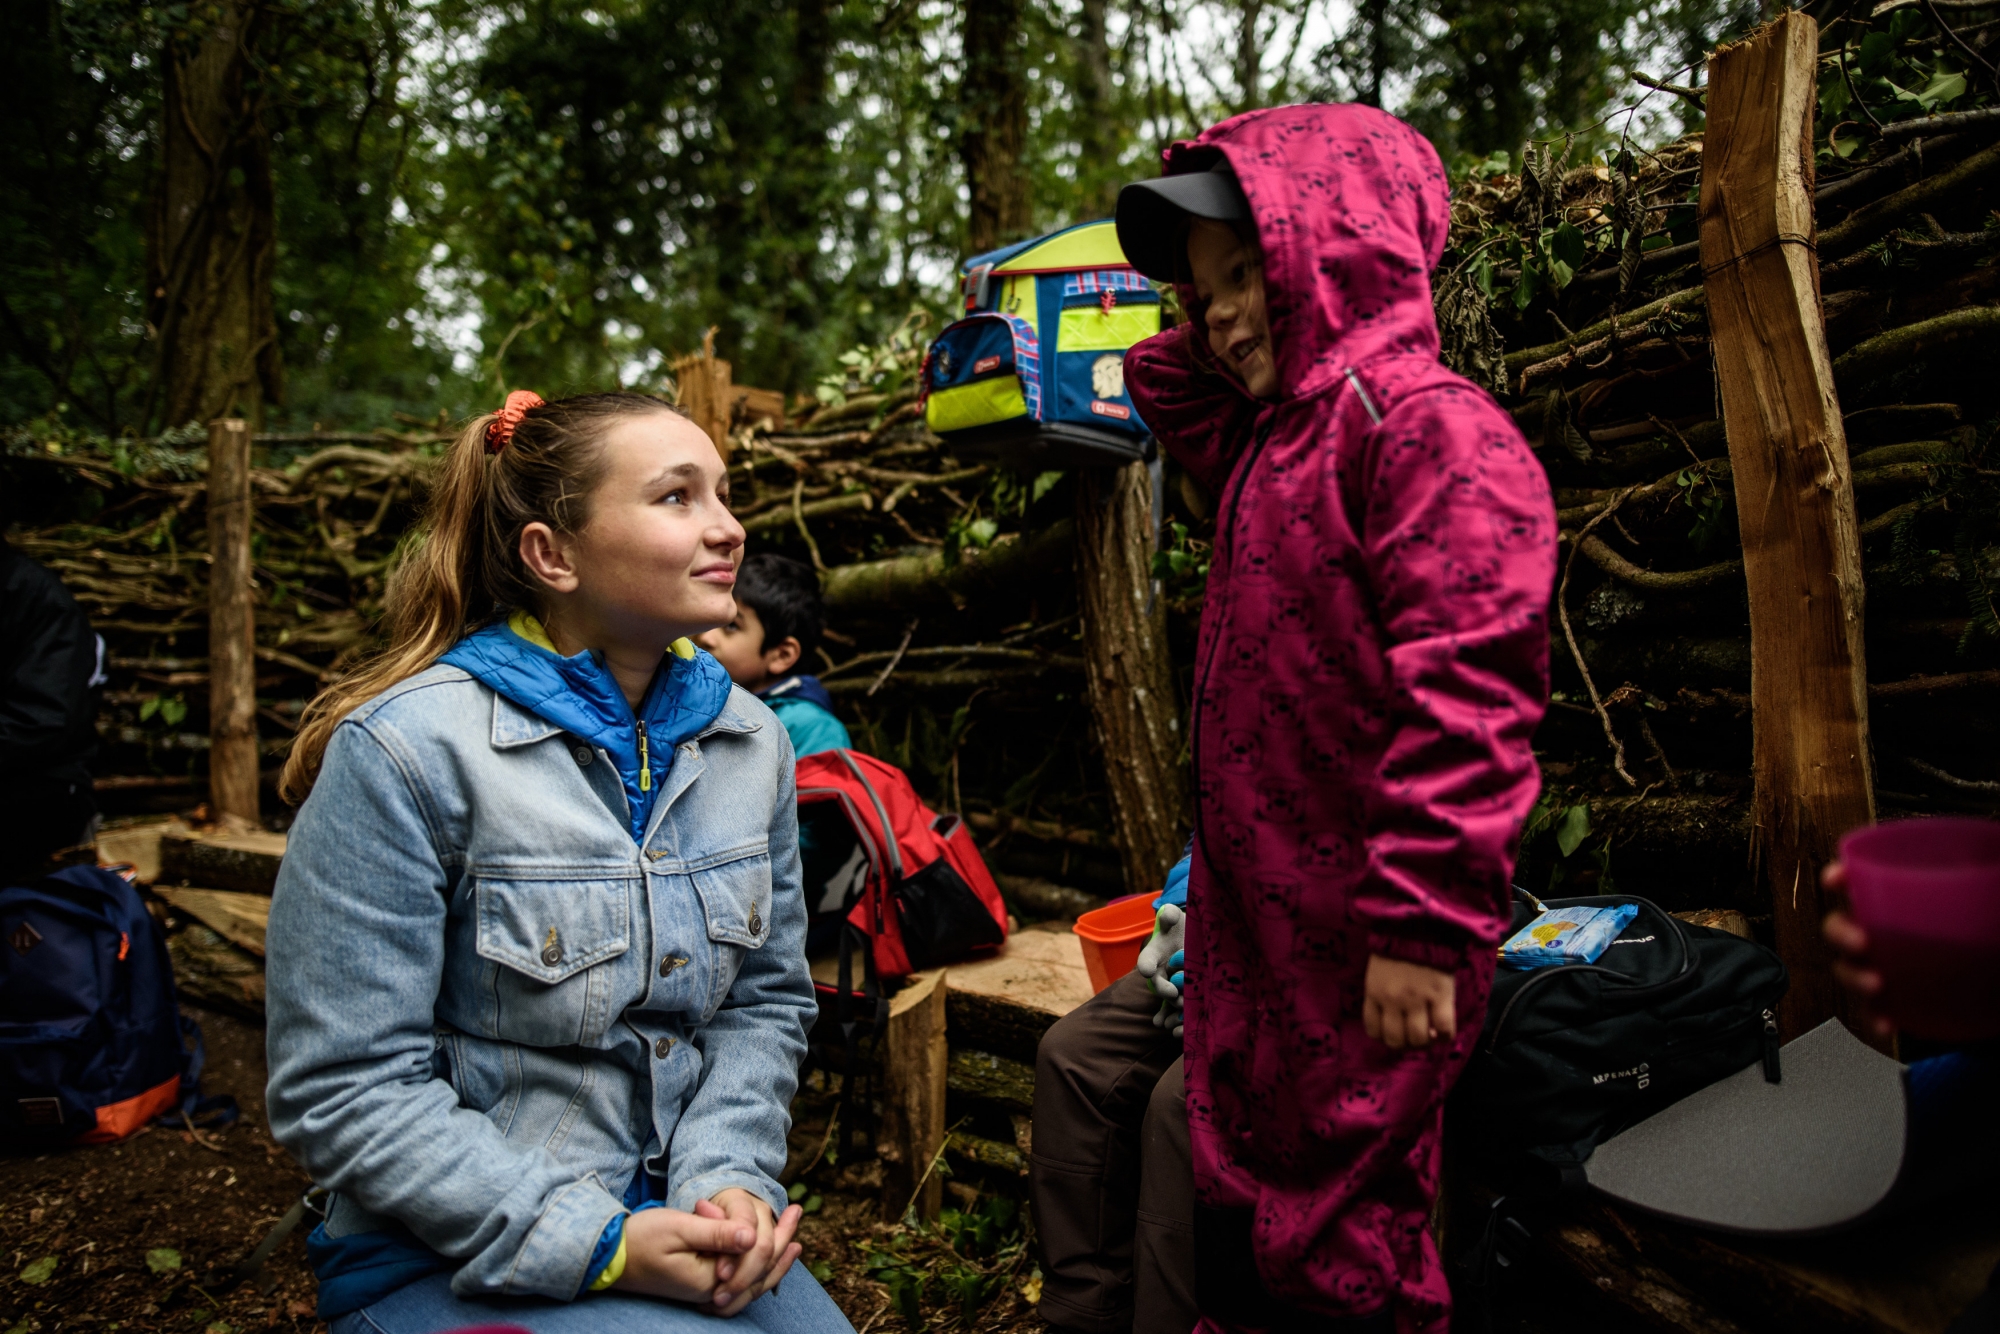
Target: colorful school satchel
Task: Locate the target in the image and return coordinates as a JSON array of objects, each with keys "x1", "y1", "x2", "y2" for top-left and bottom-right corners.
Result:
[
  {"x1": 921, "y1": 219, "x2": 1162, "y2": 467},
  {"x1": 0, "y1": 863, "x2": 235, "y2": 1144}
]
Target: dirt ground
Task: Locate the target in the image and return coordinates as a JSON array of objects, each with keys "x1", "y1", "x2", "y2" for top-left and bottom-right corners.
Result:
[
  {"x1": 0, "y1": 1006, "x2": 1040, "y2": 1334},
  {"x1": 0, "y1": 1005, "x2": 322, "y2": 1334}
]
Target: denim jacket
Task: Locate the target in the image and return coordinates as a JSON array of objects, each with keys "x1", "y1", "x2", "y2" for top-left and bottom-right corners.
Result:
[{"x1": 264, "y1": 637, "x2": 813, "y2": 1306}]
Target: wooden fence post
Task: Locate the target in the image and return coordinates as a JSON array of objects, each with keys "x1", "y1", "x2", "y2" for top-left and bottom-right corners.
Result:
[
  {"x1": 1075, "y1": 463, "x2": 1186, "y2": 896},
  {"x1": 881, "y1": 967, "x2": 949, "y2": 1222},
  {"x1": 673, "y1": 327, "x2": 735, "y2": 460},
  {"x1": 206, "y1": 417, "x2": 260, "y2": 826},
  {"x1": 1702, "y1": 14, "x2": 1878, "y2": 1044}
]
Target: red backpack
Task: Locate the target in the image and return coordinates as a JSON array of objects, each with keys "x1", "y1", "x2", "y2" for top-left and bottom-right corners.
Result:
[{"x1": 794, "y1": 749, "x2": 1008, "y2": 982}]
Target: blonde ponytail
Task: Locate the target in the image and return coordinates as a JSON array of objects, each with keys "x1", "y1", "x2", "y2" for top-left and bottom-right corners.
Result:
[{"x1": 279, "y1": 391, "x2": 679, "y2": 803}]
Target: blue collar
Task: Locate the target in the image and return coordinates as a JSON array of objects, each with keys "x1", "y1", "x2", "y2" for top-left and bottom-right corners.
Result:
[{"x1": 439, "y1": 614, "x2": 736, "y2": 842}]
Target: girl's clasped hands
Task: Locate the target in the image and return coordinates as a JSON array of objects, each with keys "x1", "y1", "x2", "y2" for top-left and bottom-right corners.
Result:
[{"x1": 615, "y1": 1191, "x2": 805, "y2": 1315}]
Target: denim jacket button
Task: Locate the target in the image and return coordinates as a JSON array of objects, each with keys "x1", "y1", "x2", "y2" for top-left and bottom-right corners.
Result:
[
  {"x1": 541, "y1": 929, "x2": 562, "y2": 967},
  {"x1": 748, "y1": 907, "x2": 762, "y2": 936},
  {"x1": 654, "y1": 1037, "x2": 675, "y2": 1058},
  {"x1": 660, "y1": 954, "x2": 687, "y2": 977},
  {"x1": 572, "y1": 745, "x2": 593, "y2": 767}
]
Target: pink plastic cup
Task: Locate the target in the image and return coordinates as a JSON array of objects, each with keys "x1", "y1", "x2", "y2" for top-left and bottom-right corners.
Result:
[{"x1": 1838, "y1": 817, "x2": 2000, "y2": 1042}]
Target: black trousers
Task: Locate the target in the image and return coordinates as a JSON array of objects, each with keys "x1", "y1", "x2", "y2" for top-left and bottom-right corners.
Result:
[{"x1": 1030, "y1": 970, "x2": 1197, "y2": 1334}]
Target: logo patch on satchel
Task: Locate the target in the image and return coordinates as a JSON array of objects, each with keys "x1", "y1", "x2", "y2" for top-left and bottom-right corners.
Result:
[{"x1": 18, "y1": 1098, "x2": 61, "y2": 1127}]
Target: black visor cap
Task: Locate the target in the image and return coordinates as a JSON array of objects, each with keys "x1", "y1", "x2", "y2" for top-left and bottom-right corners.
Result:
[{"x1": 1115, "y1": 165, "x2": 1251, "y2": 282}]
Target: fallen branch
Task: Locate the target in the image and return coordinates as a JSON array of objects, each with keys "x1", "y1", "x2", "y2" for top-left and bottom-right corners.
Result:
[
  {"x1": 741, "y1": 490, "x2": 872, "y2": 535},
  {"x1": 867, "y1": 620, "x2": 917, "y2": 696},
  {"x1": 964, "y1": 810, "x2": 1107, "y2": 848},
  {"x1": 1876, "y1": 111, "x2": 2000, "y2": 141},
  {"x1": 1831, "y1": 305, "x2": 2000, "y2": 398},
  {"x1": 1555, "y1": 459, "x2": 1731, "y2": 526},
  {"x1": 824, "y1": 667, "x2": 1065, "y2": 695},
  {"x1": 1905, "y1": 756, "x2": 2000, "y2": 791},
  {"x1": 822, "y1": 642, "x2": 1066, "y2": 680},
  {"x1": 1562, "y1": 531, "x2": 1745, "y2": 590},
  {"x1": 1503, "y1": 287, "x2": 1707, "y2": 382},
  {"x1": 820, "y1": 520, "x2": 1077, "y2": 615},
  {"x1": 1820, "y1": 140, "x2": 2000, "y2": 260},
  {"x1": 1557, "y1": 490, "x2": 1641, "y2": 788},
  {"x1": 284, "y1": 445, "x2": 433, "y2": 492},
  {"x1": 1572, "y1": 238, "x2": 1700, "y2": 290},
  {"x1": 1870, "y1": 669, "x2": 2000, "y2": 697}
]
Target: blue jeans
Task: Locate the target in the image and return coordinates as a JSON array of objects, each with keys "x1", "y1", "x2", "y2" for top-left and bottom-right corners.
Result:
[{"x1": 329, "y1": 1262, "x2": 855, "y2": 1334}]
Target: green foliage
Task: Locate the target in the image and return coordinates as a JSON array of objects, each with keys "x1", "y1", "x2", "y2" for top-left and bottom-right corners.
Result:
[
  {"x1": 1151, "y1": 521, "x2": 1212, "y2": 599},
  {"x1": 140, "y1": 695, "x2": 189, "y2": 728},
  {"x1": 1555, "y1": 801, "x2": 1591, "y2": 858},
  {"x1": 1818, "y1": 10, "x2": 1984, "y2": 171},
  {"x1": 1675, "y1": 467, "x2": 1732, "y2": 552},
  {"x1": 5, "y1": 0, "x2": 1832, "y2": 433},
  {"x1": 862, "y1": 1195, "x2": 1025, "y2": 1329}
]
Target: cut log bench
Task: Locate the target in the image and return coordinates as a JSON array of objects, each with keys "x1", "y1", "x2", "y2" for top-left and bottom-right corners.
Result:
[{"x1": 810, "y1": 921, "x2": 1095, "y2": 1214}]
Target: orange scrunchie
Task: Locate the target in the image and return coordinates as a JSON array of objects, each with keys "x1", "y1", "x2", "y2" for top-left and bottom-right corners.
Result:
[{"x1": 485, "y1": 390, "x2": 545, "y2": 453}]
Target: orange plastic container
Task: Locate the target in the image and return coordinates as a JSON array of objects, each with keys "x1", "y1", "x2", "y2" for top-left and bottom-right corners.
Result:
[{"x1": 1073, "y1": 894, "x2": 1158, "y2": 994}]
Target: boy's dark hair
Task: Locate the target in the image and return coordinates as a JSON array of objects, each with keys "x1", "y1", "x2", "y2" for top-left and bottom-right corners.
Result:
[{"x1": 735, "y1": 553, "x2": 824, "y2": 669}]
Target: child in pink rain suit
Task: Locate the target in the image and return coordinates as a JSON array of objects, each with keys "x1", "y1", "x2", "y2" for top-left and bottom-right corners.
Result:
[{"x1": 1123, "y1": 104, "x2": 1556, "y2": 1332}]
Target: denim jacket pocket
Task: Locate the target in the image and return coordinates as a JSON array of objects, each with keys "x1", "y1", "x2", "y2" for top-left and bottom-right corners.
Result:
[
  {"x1": 472, "y1": 871, "x2": 635, "y2": 1047},
  {"x1": 689, "y1": 844, "x2": 773, "y2": 950}
]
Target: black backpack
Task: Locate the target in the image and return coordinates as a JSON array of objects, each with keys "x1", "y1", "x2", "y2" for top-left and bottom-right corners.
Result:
[{"x1": 1451, "y1": 891, "x2": 1788, "y2": 1192}]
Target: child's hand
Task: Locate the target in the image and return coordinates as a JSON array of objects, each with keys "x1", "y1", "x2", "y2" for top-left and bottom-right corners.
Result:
[
  {"x1": 1363, "y1": 955, "x2": 1457, "y2": 1049},
  {"x1": 613, "y1": 1200, "x2": 754, "y2": 1303},
  {"x1": 707, "y1": 1188, "x2": 804, "y2": 1316},
  {"x1": 1821, "y1": 860, "x2": 1895, "y2": 1039}
]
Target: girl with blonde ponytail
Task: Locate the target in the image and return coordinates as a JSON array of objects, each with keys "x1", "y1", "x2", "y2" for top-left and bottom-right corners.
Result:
[{"x1": 265, "y1": 391, "x2": 852, "y2": 1333}]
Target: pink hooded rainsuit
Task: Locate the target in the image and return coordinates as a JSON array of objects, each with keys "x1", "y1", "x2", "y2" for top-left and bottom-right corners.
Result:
[{"x1": 1122, "y1": 105, "x2": 1557, "y2": 1332}]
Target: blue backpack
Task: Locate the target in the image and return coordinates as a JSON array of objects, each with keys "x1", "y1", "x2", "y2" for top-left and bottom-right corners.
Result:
[
  {"x1": 0, "y1": 864, "x2": 232, "y2": 1144},
  {"x1": 922, "y1": 219, "x2": 1162, "y2": 467}
]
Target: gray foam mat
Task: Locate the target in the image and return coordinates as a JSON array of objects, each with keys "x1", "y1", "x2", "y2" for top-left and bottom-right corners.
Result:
[{"x1": 1584, "y1": 1019, "x2": 1907, "y2": 1235}]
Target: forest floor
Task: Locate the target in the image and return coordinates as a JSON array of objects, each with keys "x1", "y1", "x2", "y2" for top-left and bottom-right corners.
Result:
[
  {"x1": 0, "y1": 1007, "x2": 1578, "y2": 1334},
  {"x1": 0, "y1": 1005, "x2": 1043, "y2": 1334}
]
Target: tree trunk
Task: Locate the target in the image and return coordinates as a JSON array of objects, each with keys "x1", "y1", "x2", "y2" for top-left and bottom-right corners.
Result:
[
  {"x1": 1075, "y1": 464, "x2": 1187, "y2": 896},
  {"x1": 1363, "y1": 0, "x2": 1388, "y2": 106},
  {"x1": 206, "y1": 417, "x2": 259, "y2": 827},
  {"x1": 1236, "y1": 0, "x2": 1265, "y2": 109},
  {"x1": 1075, "y1": 0, "x2": 1118, "y2": 216},
  {"x1": 150, "y1": 1, "x2": 280, "y2": 430},
  {"x1": 1701, "y1": 14, "x2": 1878, "y2": 1046},
  {"x1": 960, "y1": 0, "x2": 1032, "y2": 254},
  {"x1": 771, "y1": 0, "x2": 834, "y2": 391}
]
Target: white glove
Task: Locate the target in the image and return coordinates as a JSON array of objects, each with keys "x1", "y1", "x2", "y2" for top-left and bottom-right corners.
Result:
[{"x1": 1135, "y1": 903, "x2": 1186, "y2": 1038}]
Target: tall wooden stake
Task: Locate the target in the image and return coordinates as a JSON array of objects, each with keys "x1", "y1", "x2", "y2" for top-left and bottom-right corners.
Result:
[
  {"x1": 1075, "y1": 463, "x2": 1186, "y2": 896},
  {"x1": 207, "y1": 417, "x2": 259, "y2": 825},
  {"x1": 1702, "y1": 14, "x2": 1877, "y2": 1044},
  {"x1": 674, "y1": 327, "x2": 735, "y2": 460},
  {"x1": 881, "y1": 967, "x2": 948, "y2": 1222}
]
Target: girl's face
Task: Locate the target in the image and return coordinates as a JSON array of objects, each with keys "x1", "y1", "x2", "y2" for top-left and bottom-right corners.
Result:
[
  {"x1": 522, "y1": 411, "x2": 744, "y2": 657},
  {"x1": 1186, "y1": 218, "x2": 1277, "y2": 399}
]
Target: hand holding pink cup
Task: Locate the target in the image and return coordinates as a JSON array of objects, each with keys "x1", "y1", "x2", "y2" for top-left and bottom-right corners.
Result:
[{"x1": 1836, "y1": 817, "x2": 2000, "y2": 1043}]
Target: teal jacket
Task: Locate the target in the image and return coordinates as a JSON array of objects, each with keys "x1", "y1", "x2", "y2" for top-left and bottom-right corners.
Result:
[{"x1": 759, "y1": 674, "x2": 850, "y2": 758}]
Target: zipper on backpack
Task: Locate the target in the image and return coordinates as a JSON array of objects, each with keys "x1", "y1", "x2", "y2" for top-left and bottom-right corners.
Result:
[
  {"x1": 1761, "y1": 1009, "x2": 1782, "y2": 1083},
  {"x1": 637, "y1": 722, "x2": 651, "y2": 793}
]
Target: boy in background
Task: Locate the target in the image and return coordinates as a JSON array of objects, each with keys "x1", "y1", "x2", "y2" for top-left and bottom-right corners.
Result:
[{"x1": 697, "y1": 553, "x2": 850, "y2": 757}]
